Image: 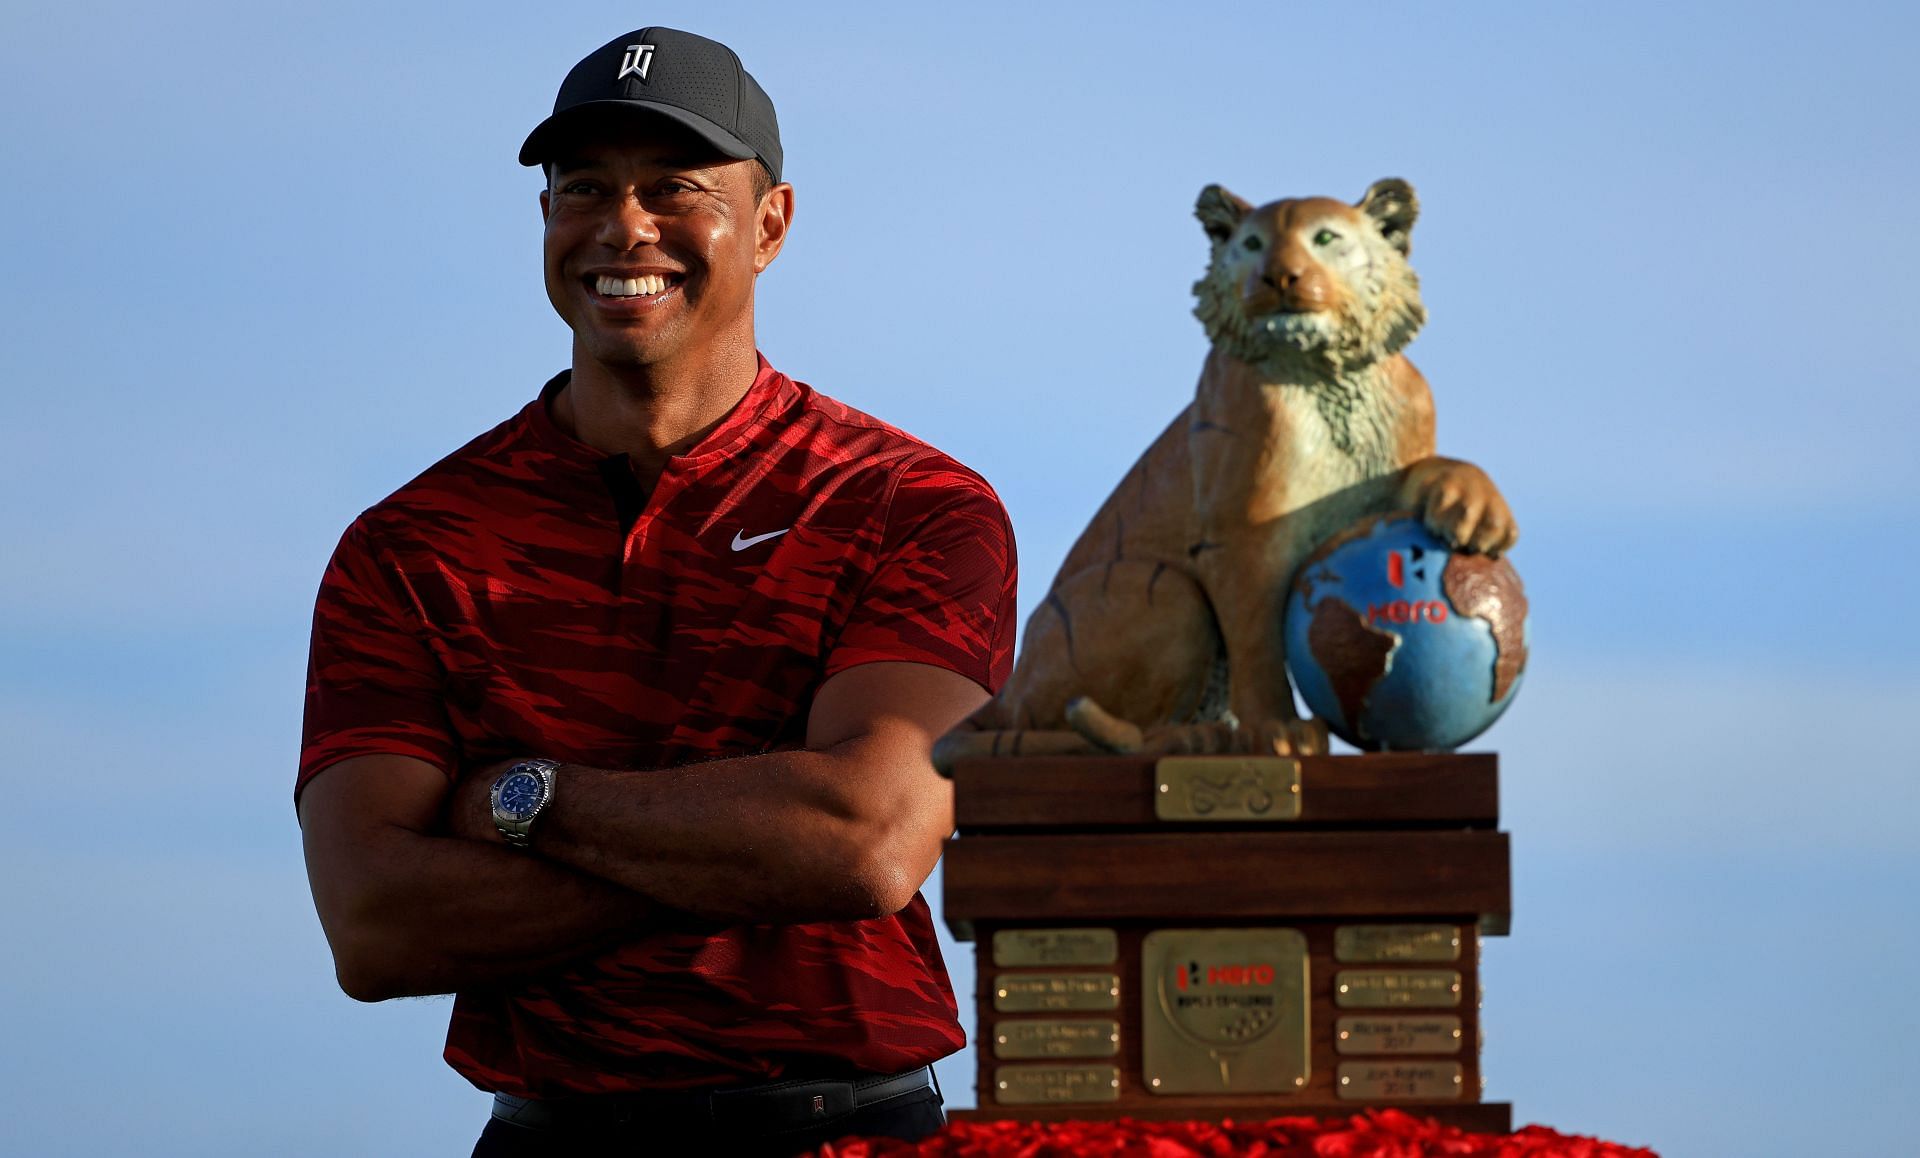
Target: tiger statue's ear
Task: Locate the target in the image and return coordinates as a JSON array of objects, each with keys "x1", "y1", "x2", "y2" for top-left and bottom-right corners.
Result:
[
  {"x1": 1357, "y1": 178, "x2": 1419, "y2": 256},
  {"x1": 1196, "y1": 184, "x2": 1254, "y2": 243}
]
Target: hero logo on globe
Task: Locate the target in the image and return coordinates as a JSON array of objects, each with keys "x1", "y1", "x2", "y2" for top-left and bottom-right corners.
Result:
[
  {"x1": 1372, "y1": 547, "x2": 1448, "y2": 625},
  {"x1": 1367, "y1": 600, "x2": 1449, "y2": 625}
]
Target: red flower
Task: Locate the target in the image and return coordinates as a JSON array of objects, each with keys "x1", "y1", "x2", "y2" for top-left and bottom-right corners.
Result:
[{"x1": 812, "y1": 1112, "x2": 1657, "y2": 1158}]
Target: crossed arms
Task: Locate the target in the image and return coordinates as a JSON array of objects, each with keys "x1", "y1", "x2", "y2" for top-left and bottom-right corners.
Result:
[{"x1": 297, "y1": 660, "x2": 985, "y2": 1002}]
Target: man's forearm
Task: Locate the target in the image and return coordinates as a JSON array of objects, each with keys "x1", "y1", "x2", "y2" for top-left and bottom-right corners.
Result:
[
  {"x1": 306, "y1": 817, "x2": 665, "y2": 1001},
  {"x1": 550, "y1": 753, "x2": 906, "y2": 923},
  {"x1": 443, "y1": 663, "x2": 982, "y2": 927},
  {"x1": 482, "y1": 744, "x2": 949, "y2": 925}
]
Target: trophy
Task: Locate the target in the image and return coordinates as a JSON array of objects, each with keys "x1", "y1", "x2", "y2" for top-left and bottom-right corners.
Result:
[{"x1": 935, "y1": 179, "x2": 1528, "y2": 1130}]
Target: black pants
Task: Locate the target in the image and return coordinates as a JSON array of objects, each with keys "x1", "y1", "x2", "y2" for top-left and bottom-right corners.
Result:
[{"x1": 470, "y1": 1087, "x2": 944, "y2": 1157}]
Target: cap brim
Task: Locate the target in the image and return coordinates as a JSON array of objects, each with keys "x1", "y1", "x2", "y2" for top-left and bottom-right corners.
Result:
[{"x1": 518, "y1": 100, "x2": 759, "y2": 168}]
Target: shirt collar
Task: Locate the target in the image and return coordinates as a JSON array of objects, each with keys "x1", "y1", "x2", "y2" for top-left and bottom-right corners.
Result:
[{"x1": 515, "y1": 354, "x2": 794, "y2": 473}]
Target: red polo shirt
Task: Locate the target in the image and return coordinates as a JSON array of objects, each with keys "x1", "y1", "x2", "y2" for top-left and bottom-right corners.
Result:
[{"x1": 299, "y1": 357, "x2": 1016, "y2": 1095}]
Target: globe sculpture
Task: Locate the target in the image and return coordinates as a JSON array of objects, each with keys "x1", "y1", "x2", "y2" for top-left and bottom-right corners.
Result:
[{"x1": 1284, "y1": 512, "x2": 1528, "y2": 751}]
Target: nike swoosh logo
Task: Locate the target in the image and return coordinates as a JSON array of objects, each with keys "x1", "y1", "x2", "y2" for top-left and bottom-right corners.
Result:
[{"x1": 730, "y1": 527, "x2": 791, "y2": 552}]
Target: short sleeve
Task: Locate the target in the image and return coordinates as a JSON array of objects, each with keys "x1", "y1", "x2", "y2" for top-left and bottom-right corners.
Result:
[
  {"x1": 297, "y1": 520, "x2": 459, "y2": 804},
  {"x1": 823, "y1": 456, "x2": 1018, "y2": 694}
]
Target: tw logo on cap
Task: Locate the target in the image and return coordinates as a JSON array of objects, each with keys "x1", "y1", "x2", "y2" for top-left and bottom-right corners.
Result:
[{"x1": 617, "y1": 43, "x2": 655, "y2": 82}]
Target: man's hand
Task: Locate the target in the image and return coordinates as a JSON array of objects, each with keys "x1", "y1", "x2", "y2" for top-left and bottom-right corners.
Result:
[{"x1": 445, "y1": 757, "x2": 519, "y2": 845}]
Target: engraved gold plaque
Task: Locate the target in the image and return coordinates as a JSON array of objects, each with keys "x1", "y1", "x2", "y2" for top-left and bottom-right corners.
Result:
[
  {"x1": 1335, "y1": 1016, "x2": 1464, "y2": 1055},
  {"x1": 994, "y1": 973, "x2": 1120, "y2": 1012},
  {"x1": 993, "y1": 1019, "x2": 1120, "y2": 1059},
  {"x1": 994, "y1": 1064, "x2": 1121, "y2": 1105},
  {"x1": 1335, "y1": 924, "x2": 1462, "y2": 963},
  {"x1": 1335, "y1": 970, "x2": 1462, "y2": 1009},
  {"x1": 1154, "y1": 757, "x2": 1302, "y2": 822},
  {"x1": 1141, "y1": 928, "x2": 1310, "y2": 1095},
  {"x1": 992, "y1": 928, "x2": 1118, "y2": 968},
  {"x1": 1337, "y1": 1061, "x2": 1464, "y2": 1100}
]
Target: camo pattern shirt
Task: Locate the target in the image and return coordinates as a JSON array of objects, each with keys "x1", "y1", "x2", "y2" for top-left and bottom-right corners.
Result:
[{"x1": 299, "y1": 357, "x2": 1016, "y2": 1095}]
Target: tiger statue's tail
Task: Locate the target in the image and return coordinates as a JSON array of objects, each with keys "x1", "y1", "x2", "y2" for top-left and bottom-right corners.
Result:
[
  {"x1": 929, "y1": 715, "x2": 1104, "y2": 776},
  {"x1": 1070, "y1": 697, "x2": 1330, "y2": 757},
  {"x1": 931, "y1": 697, "x2": 1328, "y2": 776}
]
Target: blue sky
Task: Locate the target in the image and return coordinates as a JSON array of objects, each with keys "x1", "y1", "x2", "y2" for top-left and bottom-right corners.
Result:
[{"x1": 3, "y1": 2, "x2": 1915, "y2": 1155}]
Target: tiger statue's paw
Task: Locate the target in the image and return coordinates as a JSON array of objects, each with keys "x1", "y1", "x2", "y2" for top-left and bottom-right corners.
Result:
[
  {"x1": 1066, "y1": 699, "x2": 1329, "y2": 758},
  {"x1": 1399, "y1": 456, "x2": 1519, "y2": 558},
  {"x1": 1293, "y1": 718, "x2": 1331, "y2": 756},
  {"x1": 1206, "y1": 716, "x2": 1328, "y2": 757}
]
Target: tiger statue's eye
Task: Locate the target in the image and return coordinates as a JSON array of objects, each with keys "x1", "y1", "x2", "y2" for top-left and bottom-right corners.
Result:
[
  {"x1": 1242, "y1": 235, "x2": 1263, "y2": 252},
  {"x1": 1313, "y1": 229, "x2": 1339, "y2": 245}
]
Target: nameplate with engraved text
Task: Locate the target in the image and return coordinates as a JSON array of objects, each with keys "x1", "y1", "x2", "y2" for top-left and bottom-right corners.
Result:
[
  {"x1": 1337, "y1": 1061, "x2": 1464, "y2": 1100},
  {"x1": 1335, "y1": 970, "x2": 1462, "y2": 1008},
  {"x1": 993, "y1": 928, "x2": 1118, "y2": 967},
  {"x1": 993, "y1": 1019, "x2": 1120, "y2": 1059},
  {"x1": 1335, "y1": 1016, "x2": 1463, "y2": 1055},
  {"x1": 1335, "y1": 924, "x2": 1462, "y2": 963},
  {"x1": 994, "y1": 973, "x2": 1120, "y2": 1012},
  {"x1": 994, "y1": 1064, "x2": 1121, "y2": 1105},
  {"x1": 1153, "y1": 757, "x2": 1301, "y2": 822}
]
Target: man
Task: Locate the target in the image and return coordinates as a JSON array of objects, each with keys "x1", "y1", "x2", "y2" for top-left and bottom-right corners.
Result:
[{"x1": 297, "y1": 27, "x2": 1016, "y2": 1157}]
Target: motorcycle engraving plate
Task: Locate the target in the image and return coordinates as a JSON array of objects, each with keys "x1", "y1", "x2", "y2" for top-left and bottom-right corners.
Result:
[{"x1": 1153, "y1": 757, "x2": 1302, "y2": 822}]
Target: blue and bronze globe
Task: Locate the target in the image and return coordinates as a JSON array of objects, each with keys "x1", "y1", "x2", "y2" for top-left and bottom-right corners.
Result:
[{"x1": 1284, "y1": 512, "x2": 1528, "y2": 751}]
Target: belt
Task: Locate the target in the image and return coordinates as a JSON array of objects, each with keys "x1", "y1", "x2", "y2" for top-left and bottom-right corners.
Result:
[{"x1": 490, "y1": 1066, "x2": 936, "y2": 1137}]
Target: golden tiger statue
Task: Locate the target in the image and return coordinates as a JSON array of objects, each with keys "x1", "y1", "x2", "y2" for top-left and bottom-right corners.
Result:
[{"x1": 933, "y1": 178, "x2": 1518, "y2": 768}]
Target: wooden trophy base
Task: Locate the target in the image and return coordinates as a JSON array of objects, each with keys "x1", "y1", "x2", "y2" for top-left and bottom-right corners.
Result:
[{"x1": 943, "y1": 753, "x2": 1512, "y2": 1130}]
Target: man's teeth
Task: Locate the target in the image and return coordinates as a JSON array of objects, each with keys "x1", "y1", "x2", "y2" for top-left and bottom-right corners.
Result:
[{"x1": 595, "y1": 274, "x2": 669, "y2": 297}]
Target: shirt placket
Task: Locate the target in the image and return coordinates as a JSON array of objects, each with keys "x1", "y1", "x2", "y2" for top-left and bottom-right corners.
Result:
[{"x1": 619, "y1": 469, "x2": 691, "y2": 595}]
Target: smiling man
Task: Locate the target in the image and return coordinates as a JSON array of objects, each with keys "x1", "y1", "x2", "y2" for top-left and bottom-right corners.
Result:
[{"x1": 295, "y1": 27, "x2": 1015, "y2": 1157}]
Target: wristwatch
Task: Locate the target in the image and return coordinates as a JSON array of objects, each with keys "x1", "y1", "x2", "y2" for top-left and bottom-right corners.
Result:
[{"x1": 489, "y1": 759, "x2": 561, "y2": 849}]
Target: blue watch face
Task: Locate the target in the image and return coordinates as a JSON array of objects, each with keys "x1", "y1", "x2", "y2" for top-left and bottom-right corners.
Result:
[{"x1": 498, "y1": 771, "x2": 544, "y2": 820}]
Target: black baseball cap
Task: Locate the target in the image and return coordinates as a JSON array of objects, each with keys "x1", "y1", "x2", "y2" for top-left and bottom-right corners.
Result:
[{"x1": 519, "y1": 27, "x2": 783, "y2": 183}]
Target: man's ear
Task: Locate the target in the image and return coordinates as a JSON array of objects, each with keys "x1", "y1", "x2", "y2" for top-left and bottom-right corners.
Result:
[
  {"x1": 538, "y1": 188, "x2": 551, "y2": 222},
  {"x1": 754, "y1": 183, "x2": 795, "y2": 274},
  {"x1": 1196, "y1": 184, "x2": 1253, "y2": 244}
]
